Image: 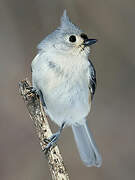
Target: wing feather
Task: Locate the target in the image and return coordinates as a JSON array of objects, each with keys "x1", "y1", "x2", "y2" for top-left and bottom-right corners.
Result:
[{"x1": 88, "y1": 59, "x2": 97, "y2": 100}]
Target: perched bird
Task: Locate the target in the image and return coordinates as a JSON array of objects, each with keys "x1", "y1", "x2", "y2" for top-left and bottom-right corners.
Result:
[{"x1": 31, "y1": 10, "x2": 102, "y2": 167}]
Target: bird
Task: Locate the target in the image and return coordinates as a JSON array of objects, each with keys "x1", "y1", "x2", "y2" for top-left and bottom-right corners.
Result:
[{"x1": 31, "y1": 10, "x2": 102, "y2": 167}]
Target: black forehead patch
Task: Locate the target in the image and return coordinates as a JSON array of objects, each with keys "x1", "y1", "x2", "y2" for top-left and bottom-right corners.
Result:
[{"x1": 80, "y1": 33, "x2": 88, "y2": 40}]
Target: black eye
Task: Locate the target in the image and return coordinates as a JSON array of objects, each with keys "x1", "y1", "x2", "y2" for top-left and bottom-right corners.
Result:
[
  {"x1": 69, "y1": 35, "x2": 76, "y2": 42},
  {"x1": 81, "y1": 33, "x2": 88, "y2": 40}
]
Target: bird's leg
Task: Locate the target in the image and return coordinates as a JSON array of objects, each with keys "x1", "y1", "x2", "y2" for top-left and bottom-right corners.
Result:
[
  {"x1": 43, "y1": 122, "x2": 65, "y2": 153},
  {"x1": 38, "y1": 90, "x2": 46, "y2": 107}
]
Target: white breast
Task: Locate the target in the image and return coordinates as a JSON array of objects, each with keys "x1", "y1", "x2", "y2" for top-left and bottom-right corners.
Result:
[{"x1": 32, "y1": 52, "x2": 91, "y2": 126}]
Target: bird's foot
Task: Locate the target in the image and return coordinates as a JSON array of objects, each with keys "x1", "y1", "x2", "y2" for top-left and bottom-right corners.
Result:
[
  {"x1": 43, "y1": 122, "x2": 65, "y2": 154},
  {"x1": 26, "y1": 87, "x2": 46, "y2": 107},
  {"x1": 43, "y1": 131, "x2": 60, "y2": 153},
  {"x1": 26, "y1": 86, "x2": 40, "y2": 97}
]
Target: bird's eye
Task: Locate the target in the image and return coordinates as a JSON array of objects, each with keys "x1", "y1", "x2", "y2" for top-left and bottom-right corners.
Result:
[{"x1": 69, "y1": 35, "x2": 76, "y2": 42}]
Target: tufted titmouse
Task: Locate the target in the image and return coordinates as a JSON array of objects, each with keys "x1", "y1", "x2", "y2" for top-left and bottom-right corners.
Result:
[{"x1": 31, "y1": 10, "x2": 102, "y2": 167}]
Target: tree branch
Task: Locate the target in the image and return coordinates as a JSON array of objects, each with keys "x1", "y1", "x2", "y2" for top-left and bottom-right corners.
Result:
[{"x1": 19, "y1": 79, "x2": 69, "y2": 180}]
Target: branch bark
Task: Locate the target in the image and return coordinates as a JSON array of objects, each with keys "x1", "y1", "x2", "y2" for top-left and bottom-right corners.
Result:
[{"x1": 19, "y1": 79, "x2": 69, "y2": 180}]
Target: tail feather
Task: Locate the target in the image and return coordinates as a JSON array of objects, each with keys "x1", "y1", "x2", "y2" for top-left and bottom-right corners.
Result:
[{"x1": 72, "y1": 120, "x2": 102, "y2": 167}]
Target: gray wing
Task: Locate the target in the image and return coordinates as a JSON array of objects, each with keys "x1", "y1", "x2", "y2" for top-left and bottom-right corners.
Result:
[{"x1": 88, "y1": 59, "x2": 97, "y2": 100}]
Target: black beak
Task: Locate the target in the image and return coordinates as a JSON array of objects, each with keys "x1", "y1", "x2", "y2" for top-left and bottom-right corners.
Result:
[{"x1": 83, "y1": 39, "x2": 97, "y2": 46}]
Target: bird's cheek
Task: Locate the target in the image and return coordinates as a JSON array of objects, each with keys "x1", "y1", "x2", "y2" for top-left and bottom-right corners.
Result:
[{"x1": 54, "y1": 43, "x2": 69, "y2": 51}]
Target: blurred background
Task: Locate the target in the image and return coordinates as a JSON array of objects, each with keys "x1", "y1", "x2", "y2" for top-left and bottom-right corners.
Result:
[{"x1": 0, "y1": 0, "x2": 135, "y2": 179}]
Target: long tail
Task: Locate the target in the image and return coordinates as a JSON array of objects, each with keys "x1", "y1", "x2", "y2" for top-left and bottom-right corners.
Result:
[{"x1": 72, "y1": 120, "x2": 102, "y2": 167}]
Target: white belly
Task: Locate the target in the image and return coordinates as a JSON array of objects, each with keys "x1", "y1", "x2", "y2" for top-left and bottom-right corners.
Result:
[{"x1": 40, "y1": 74, "x2": 90, "y2": 126}]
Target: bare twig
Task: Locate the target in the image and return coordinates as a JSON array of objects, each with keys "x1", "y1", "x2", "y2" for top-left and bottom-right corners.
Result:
[{"x1": 19, "y1": 79, "x2": 69, "y2": 180}]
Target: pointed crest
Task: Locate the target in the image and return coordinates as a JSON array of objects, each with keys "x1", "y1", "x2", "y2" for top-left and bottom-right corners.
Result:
[
  {"x1": 61, "y1": 9, "x2": 72, "y2": 29},
  {"x1": 60, "y1": 10, "x2": 70, "y2": 28},
  {"x1": 60, "y1": 10, "x2": 82, "y2": 34}
]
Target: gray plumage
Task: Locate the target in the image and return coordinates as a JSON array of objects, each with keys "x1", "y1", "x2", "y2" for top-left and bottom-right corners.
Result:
[
  {"x1": 31, "y1": 10, "x2": 102, "y2": 167},
  {"x1": 72, "y1": 121, "x2": 102, "y2": 167}
]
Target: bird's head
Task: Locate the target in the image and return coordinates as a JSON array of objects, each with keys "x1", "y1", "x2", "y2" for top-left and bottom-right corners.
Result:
[{"x1": 38, "y1": 10, "x2": 97, "y2": 57}]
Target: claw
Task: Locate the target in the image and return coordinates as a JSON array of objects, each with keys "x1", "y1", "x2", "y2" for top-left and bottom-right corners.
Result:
[
  {"x1": 47, "y1": 132, "x2": 60, "y2": 141},
  {"x1": 25, "y1": 86, "x2": 40, "y2": 97},
  {"x1": 28, "y1": 87, "x2": 40, "y2": 96},
  {"x1": 43, "y1": 138, "x2": 50, "y2": 143}
]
